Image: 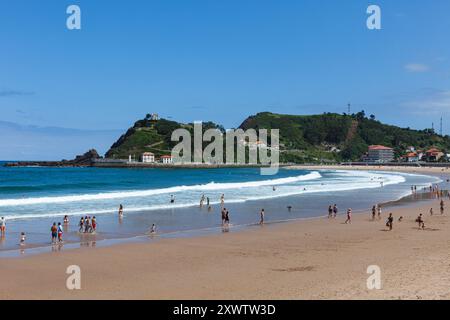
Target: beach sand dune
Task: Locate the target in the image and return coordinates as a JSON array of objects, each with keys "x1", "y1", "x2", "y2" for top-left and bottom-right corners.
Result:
[{"x1": 1, "y1": 196, "x2": 450, "y2": 300}]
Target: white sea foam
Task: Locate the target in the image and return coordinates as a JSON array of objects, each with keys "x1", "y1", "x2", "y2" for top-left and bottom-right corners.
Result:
[{"x1": 0, "y1": 171, "x2": 322, "y2": 207}]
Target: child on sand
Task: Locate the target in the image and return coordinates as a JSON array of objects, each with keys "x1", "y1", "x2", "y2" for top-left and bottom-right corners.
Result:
[{"x1": 416, "y1": 214, "x2": 425, "y2": 230}]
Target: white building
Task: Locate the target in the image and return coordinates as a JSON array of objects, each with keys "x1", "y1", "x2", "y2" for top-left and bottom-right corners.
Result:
[
  {"x1": 141, "y1": 152, "x2": 155, "y2": 163},
  {"x1": 160, "y1": 155, "x2": 173, "y2": 164},
  {"x1": 367, "y1": 145, "x2": 394, "y2": 163}
]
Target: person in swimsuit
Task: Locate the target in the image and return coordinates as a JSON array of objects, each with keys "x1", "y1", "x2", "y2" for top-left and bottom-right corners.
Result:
[
  {"x1": 260, "y1": 209, "x2": 265, "y2": 225},
  {"x1": 119, "y1": 204, "x2": 124, "y2": 217},
  {"x1": 371, "y1": 205, "x2": 376, "y2": 221},
  {"x1": 51, "y1": 223, "x2": 58, "y2": 243},
  {"x1": 0, "y1": 217, "x2": 5, "y2": 236},
  {"x1": 332, "y1": 204, "x2": 338, "y2": 218},
  {"x1": 440, "y1": 200, "x2": 445, "y2": 215},
  {"x1": 221, "y1": 208, "x2": 226, "y2": 225},
  {"x1": 328, "y1": 205, "x2": 333, "y2": 219},
  {"x1": 150, "y1": 224, "x2": 156, "y2": 234},
  {"x1": 170, "y1": 195, "x2": 175, "y2": 203},
  {"x1": 377, "y1": 205, "x2": 382, "y2": 220},
  {"x1": 386, "y1": 213, "x2": 394, "y2": 231},
  {"x1": 78, "y1": 217, "x2": 84, "y2": 232},
  {"x1": 92, "y1": 216, "x2": 97, "y2": 232},
  {"x1": 225, "y1": 210, "x2": 230, "y2": 225},
  {"x1": 220, "y1": 194, "x2": 225, "y2": 205},
  {"x1": 57, "y1": 222, "x2": 64, "y2": 242},
  {"x1": 345, "y1": 208, "x2": 352, "y2": 224}
]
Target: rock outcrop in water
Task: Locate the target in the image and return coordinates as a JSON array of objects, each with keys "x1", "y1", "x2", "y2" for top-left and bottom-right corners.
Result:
[{"x1": 4, "y1": 149, "x2": 101, "y2": 167}]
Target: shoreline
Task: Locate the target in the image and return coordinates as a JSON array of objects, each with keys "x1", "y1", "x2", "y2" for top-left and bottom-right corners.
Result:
[
  {"x1": 0, "y1": 166, "x2": 443, "y2": 257},
  {"x1": 1, "y1": 191, "x2": 449, "y2": 299}
]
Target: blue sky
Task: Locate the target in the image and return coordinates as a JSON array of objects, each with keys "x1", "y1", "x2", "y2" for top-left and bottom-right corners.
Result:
[{"x1": 1, "y1": 0, "x2": 450, "y2": 160}]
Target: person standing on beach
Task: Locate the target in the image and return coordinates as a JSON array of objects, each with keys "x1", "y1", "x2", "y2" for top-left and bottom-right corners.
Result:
[
  {"x1": 328, "y1": 205, "x2": 333, "y2": 219},
  {"x1": 260, "y1": 209, "x2": 265, "y2": 225},
  {"x1": 377, "y1": 205, "x2": 382, "y2": 220},
  {"x1": 220, "y1": 194, "x2": 225, "y2": 206},
  {"x1": 440, "y1": 200, "x2": 445, "y2": 215},
  {"x1": 150, "y1": 223, "x2": 156, "y2": 234},
  {"x1": 221, "y1": 208, "x2": 226, "y2": 225},
  {"x1": 332, "y1": 204, "x2": 338, "y2": 218},
  {"x1": 200, "y1": 194, "x2": 205, "y2": 207},
  {"x1": 430, "y1": 208, "x2": 434, "y2": 216},
  {"x1": 371, "y1": 205, "x2": 376, "y2": 221},
  {"x1": 345, "y1": 208, "x2": 352, "y2": 224},
  {"x1": 51, "y1": 223, "x2": 58, "y2": 244},
  {"x1": 119, "y1": 204, "x2": 124, "y2": 217},
  {"x1": 0, "y1": 217, "x2": 5, "y2": 236},
  {"x1": 386, "y1": 213, "x2": 394, "y2": 231},
  {"x1": 57, "y1": 222, "x2": 64, "y2": 242}
]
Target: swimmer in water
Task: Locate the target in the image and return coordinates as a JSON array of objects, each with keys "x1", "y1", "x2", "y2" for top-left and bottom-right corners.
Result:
[{"x1": 170, "y1": 195, "x2": 175, "y2": 203}]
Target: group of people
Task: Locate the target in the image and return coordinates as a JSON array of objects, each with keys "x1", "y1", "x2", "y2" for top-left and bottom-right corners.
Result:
[
  {"x1": 327, "y1": 204, "x2": 339, "y2": 219},
  {"x1": 78, "y1": 216, "x2": 97, "y2": 233}
]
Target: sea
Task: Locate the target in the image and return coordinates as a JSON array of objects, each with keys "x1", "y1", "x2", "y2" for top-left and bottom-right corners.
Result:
[{"x1": 0, "y1": 162, "x2": 443, "y2": 256}]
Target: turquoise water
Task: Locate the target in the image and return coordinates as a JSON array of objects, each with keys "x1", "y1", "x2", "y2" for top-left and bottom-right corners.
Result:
[{"x1": 0, "y1": 163, "x2": 442, "y2": 254}]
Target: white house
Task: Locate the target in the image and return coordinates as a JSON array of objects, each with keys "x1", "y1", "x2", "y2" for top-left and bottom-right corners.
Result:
[
  {"x1": 141, "y1": 152, "x2": 155, "y2": 163},
  {"x1": 160, "y1": 155, "x2": 173, "y2": 164}
]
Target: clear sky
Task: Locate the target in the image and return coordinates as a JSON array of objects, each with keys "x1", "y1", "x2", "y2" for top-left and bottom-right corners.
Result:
[{"x1": 1, "y1": 0, "x2": 450, "y2": 160}]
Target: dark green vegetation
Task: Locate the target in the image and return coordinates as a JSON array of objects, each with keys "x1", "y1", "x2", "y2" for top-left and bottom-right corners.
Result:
[
  {"x1": 106, "y1": 111, "x2": 450, "y2": 163},
  {"x1": 105, "y1": 117, "x2": 224, "y2": 159}
]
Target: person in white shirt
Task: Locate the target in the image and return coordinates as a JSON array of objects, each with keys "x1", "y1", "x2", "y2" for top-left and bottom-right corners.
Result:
[{"x1": 0, "y1": 217, "x2": 5, "y2": 236}]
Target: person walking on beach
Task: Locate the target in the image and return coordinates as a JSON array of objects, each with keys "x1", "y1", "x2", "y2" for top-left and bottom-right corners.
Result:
[
  {"x1": 57, "y1": 222, "x2": 64, "y2": 242},
  {"x1": 371, "y1": 205, "x2": 376, "y2": 221},
  {"x1": 386, "y1": 213, "x2": 394, "y2": 231},
  {"x1": 224, "y1": 209, "x2": 230, "y2": 226},
  {"x1": 430, "y1": 208, "x2": 434, "y2": 216},
  {"x1": 84, "y1": 216, "x2": 91, "y2": 233},
  {"x1": 51, "y1": 223, "x2": 58, "y2": 244},
  {"x1": 332, "y1": 204, "x2": 338, "y2": 218},
  {"x1": 328, "y1": 205, "x2": 333, "y2": 219},
  {"x1": 440, "y1": 200, "x2": 445, "y2": 215},
  {"x1": 150, "y1": 223, "x2": 156, "y2": 234},
  {"x1": 345, "y1": 208, "x2": 352, "y2": 224},
  {"x1": 0, "y1": 217, "x2": 5, "y2": 236},
  {"x1": 92, "y1": 216, "x2": 97, "y2": 232},
  {"x1": 260, "y1": 209, "x2": 265, "y2": 225},
  {"x1": 377, "y1": 205, "x2": 382, "y2": 220},
  {"x1": 78, "y1": 217, "x2": 84, "y2": 233}
]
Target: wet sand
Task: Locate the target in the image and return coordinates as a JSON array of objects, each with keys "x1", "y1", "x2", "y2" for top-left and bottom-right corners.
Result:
[{"x1": 1, "y1": 194, "x2": 449, "y2": 300}]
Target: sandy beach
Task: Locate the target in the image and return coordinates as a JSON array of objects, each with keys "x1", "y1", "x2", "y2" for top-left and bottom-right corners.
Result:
[{"x1": 1, "y1": 174, "x2": 450, "y2": 299}]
